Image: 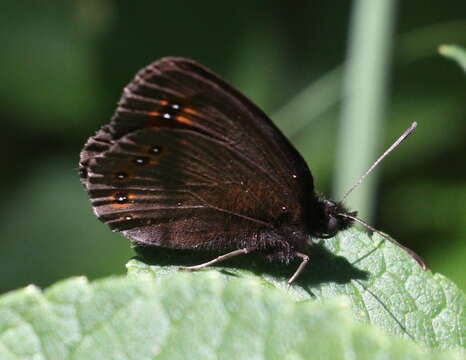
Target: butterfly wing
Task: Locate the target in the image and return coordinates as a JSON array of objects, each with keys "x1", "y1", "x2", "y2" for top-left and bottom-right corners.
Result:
[{"x1": 80, "y1": 57, "x2": 315, "y2": 250}]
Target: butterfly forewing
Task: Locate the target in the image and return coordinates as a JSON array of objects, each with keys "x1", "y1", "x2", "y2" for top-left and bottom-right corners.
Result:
[{"x1": 80, "y1": 57, "x2": 316, "y2": 251}]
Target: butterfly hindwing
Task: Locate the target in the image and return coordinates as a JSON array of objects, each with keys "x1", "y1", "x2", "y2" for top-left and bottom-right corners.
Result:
[{"x1": 80, "y1": 57, "x2": 316, "y2": 251}]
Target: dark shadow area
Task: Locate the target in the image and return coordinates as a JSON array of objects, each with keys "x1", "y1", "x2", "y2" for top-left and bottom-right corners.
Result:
[{"x1": 133, "y1": 241, "x2": 369, "y2": 289}]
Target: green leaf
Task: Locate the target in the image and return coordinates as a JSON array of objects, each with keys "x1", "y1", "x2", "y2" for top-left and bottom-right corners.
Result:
[
  {"x1": 0, "y1": 274, "x2": 461, "y2": 359},
  {"x1": 0, "y1": 229, "x2": 464, "y2": 359},
  {"x1": 438, "y1": 44, "x2": 466, "y2": 72},
  {"x1": 128, "y1": 229, "x2": 465, "y2": 350}
]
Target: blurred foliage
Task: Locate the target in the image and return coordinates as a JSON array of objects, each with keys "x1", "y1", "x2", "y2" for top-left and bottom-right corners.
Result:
[
  {"x1": 0, "y1": 0, "x2": 465, "y2": 294},
  {"x1": 439, "y1": 44, "x2": 466, "y2": 71}
]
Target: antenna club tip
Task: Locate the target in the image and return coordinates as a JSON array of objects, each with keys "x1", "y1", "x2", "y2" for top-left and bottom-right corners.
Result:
[{"x1": 411, "y1": 122, "x2": 418, "y2": 129}]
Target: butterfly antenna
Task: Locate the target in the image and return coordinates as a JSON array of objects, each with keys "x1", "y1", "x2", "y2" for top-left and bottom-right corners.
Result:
[
  {"x1": 341, "y1": 122, "x2": 418, "y2": 202},
  {"x1": 338, "y1": 212, "x2": 427, "y2": 270}
]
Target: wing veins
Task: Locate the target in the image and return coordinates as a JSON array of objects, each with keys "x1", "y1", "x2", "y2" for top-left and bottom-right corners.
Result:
[
  {"x1": 122, "y1": 88, "x2": 166, "y2": 106},
  {"x1": 134, "y1": 75, "x2": 185, "y2": 99},
  {"x1": 188, "y1": 191, "x2": 272, "y2": 228},
  {"x1": 164, "y1": 128, "x2": 283, "y2": 186}
]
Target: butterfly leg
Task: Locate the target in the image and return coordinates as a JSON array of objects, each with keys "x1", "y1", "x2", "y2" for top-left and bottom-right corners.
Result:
[
  {"x1": 180, "y1": 247, "x2": 257, "y2": 271},
  {"x1": 287, "y1": 252, "x2": 310, "y2": 287}
]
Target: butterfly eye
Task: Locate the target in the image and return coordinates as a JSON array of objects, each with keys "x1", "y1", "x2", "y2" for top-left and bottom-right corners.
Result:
[{"x1": 327, "y1": 216, "x2": 339, "y2": 233}]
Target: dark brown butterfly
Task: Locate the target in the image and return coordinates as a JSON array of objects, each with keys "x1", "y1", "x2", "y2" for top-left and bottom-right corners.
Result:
[{"x1": 79, "y1": 57, "x2": 422, "y2": 285}]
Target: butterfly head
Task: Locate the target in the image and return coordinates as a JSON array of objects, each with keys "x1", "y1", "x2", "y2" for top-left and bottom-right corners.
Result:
[{"x1": 312, "y1": 199, "x2": 357, "y2": 239}]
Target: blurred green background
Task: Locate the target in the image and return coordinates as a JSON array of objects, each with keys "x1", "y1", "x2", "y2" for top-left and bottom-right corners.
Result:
[{"x1": 1, "y1": 1, "x2": 465, "y2": 294}]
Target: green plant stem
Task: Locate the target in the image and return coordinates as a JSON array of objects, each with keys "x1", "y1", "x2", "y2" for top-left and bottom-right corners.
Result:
[{"x1": 334, "y1": 0, "x2": 397, "y2": 221}]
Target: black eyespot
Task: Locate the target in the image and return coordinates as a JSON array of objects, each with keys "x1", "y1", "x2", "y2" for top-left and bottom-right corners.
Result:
[
  {"x1": 115, "y1": 193, "x2": 129, "y2": 203},
  {"x1": 134, "y1": 156, "x2": 149, "y2": 165},
  {"x1": 163, "y1": 113, "x2": 171, "y2": 119},
  {"x1": 171, "y1": 103, "x2": 180, "y2": 110},
  {"x1": 115, "y1": 172, "x2": 128, "y2": 180},
  {"x1": 124, "y1": 215, "x2": 133, "y2": 221},
  {"x1": 149, "y1": 145, "x2": 163, "y2": 155}
]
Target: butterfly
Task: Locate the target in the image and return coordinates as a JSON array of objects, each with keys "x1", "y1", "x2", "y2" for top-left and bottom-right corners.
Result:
[{"x1": 79, "y1": 57, "x2": 422, "y2": 285}]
